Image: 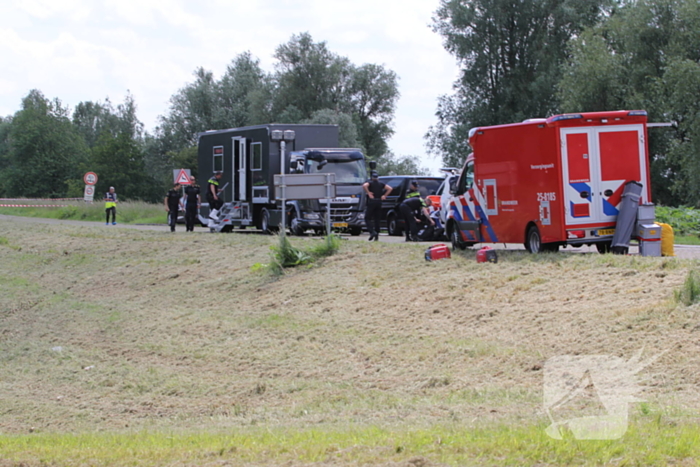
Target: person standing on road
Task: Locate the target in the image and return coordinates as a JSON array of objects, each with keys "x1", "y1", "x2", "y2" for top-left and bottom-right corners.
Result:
[
  {"x1": 363, "y1": 171, "x2": 392, "y2": 241},
  {"x1": 399, "y1": 180, "x2": 433, "y2": 242},
  {"x1": 184, "y1": 175, "x2": 201, "y2": 232},
  {"x1": 207, "y1": 171, "x2": 223, "y2": 220},
  {"x1": 164, "y1": 182, "x2": 182, "y2": 232},
  {"x1": 104, "y1": 186, "x2": 117, "y2": 225}
]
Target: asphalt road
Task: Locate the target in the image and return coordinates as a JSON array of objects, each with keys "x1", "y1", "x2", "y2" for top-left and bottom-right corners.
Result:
[{"x1": 2, "y1": 214, "x2": 697, "y2": 258}]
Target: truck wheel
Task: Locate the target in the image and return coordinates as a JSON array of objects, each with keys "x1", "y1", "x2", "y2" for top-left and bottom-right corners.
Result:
[
  {"x1": 261, "y1": 209, "x2": 272, "y2": 234},
  {"x1": 289, "y1": 211, "x2": 305, "y2": 236},
  {"x1": 525, "y1": 226, "x2": 543, "y2": 253},
  {"x1": 387, "y1": 214, "x2": 402, "y2": 236},
  {"x1": 451, "y1": 228, "x2": 468, "y2": 251},
  {"x1": 349, "y1": 226, "x2": 362, "y2": 236}
]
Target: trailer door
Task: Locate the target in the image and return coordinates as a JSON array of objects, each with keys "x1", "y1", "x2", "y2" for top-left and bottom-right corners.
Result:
[
  {"x1": 233, "y1": 137, "x2": 247, "y2": 202},
  {"x1": 561, "y1": 125, "x2": 647, "y2": 225}
]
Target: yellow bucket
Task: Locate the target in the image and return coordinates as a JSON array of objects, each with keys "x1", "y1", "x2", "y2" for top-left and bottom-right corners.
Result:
[{"x1": 658, "y1": 223, "x2": 675, "y2": 257}]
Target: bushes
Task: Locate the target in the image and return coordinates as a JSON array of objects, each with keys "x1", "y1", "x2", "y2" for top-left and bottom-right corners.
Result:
[{"x1": 655, "y1": 206, "x2": 700, "y2": 236}]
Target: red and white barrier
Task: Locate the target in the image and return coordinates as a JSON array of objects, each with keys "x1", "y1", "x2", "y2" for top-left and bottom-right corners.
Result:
[
  {"x1": 0, "y1": 204, "x2": 71, "y2": 207},
  {"x1": 0, "y1": 198, "x2": 83, "y2": 201}
]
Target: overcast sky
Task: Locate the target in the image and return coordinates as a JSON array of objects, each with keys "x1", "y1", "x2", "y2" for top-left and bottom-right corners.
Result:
[{"x1": 0, "y1": 0, "x2": 460, "y2": 174}]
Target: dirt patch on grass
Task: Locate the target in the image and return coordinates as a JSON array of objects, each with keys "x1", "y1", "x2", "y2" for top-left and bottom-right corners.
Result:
[{"x1": 1, "y1": 222, "x2": 699, "y2": 435}]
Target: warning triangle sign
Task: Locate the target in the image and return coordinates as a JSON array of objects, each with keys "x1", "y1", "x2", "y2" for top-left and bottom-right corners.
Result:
[{"x1": 175, "y1": 169, "x2": 191, "y2": 185}]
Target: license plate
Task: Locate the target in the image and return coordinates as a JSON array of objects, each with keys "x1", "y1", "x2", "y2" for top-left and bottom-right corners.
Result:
[
  {"x1": 333, "y1": 222, "x2": 348, "y2": 228},
  {"x1": 598, "y1": 228, "x2": 615, "y2": 236}
]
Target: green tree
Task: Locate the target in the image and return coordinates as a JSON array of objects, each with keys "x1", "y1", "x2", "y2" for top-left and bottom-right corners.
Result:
[
  {"x1": 91, "y1": 132, "x2": 161, "y2": 202},
  {"x1": 346, "y1": 64, "x2": 399, "y2": 158},
  {"x1": 303, "y1": 109, "x2": 362, "y2": 150},
  {"x1": 376, "y1": 152, "x2": 431, "y2": 176},
  {"x1": 273, "y1": 33, "x2": 351, "y2": 120},
  {"x1": 0, "y1": 116, "x2": 12, "y2": 196},
  {"x1": 218, "y1": 51, "x2": 271, "y2": 127},
  {"x1": 273, "y1": 33, "x2": 399, "y2": 159},
  {"x1": 5, "y1": 90, "x2": 88, "y2": 197},
  {"x1": 427, "y1": 0, "x2": 613, "y2": 167},
  {"x1": 558, "y1": 0, "x2": 700, "y2": 205}
]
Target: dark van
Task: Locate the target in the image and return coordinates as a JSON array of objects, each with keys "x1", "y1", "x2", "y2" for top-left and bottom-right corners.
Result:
[{"x1": 377, "y1": 176, "x2": 443, "y2": 236}]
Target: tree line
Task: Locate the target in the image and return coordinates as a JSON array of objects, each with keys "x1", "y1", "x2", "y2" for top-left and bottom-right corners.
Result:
[
  {"x1": 428, "y1": 0, "x2": 700, "y2": 206},
  {"x1": 2, "y1": 1, "x2": 699, "y2": 206},
  {"x1": 0, "y1": 33, "x2": 422, "y2": 202}
]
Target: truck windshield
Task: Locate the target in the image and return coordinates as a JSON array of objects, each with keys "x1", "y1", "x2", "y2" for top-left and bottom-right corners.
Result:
[{"x1": 307, "y1": 159, "x2": 367, "y2": 184}]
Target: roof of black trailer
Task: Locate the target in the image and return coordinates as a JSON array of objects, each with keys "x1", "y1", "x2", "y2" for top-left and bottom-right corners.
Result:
[{"x1": 197, "y1": 123, "x2": 338, "y2": 138}]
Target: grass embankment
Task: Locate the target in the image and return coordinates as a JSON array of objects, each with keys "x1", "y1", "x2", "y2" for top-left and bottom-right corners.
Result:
[
  {"x1": 0, "y1": 201, "x2": 167, "y2": 224},
  {"x1": 1, "y1": 223, "x2": 699, "y2": 465}
]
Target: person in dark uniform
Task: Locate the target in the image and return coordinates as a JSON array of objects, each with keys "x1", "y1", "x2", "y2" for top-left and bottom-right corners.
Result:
[
  {"x1": 104, "y1": 186, "x2": 117, "y2": 225},
  {"x1": 184, "y1": 175, "x2": 201, "y2": 232},
  {"x1": 164, "y1": 182, "x2": 182, "y2": 232},
  {"x1": 399, "y1": 180, "x2": 434, "y2": 241},
  {"x1": 207, "y1": 171, "x2": 223, "y2": 220},
  {"x1": 362, "y1": 171, "x2": 392, "y2": 241}
]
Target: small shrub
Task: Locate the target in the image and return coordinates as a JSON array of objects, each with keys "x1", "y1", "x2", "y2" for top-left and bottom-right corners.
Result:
[
  {"x1": 675, "y1": 270, "x2": 700, "y2": 306},
  {"x1": 270, "y1": 233, "x2": 311, "y2": 268},
  {"x1": 308, "y1": 235, "x2": 341, "y2": 258}
]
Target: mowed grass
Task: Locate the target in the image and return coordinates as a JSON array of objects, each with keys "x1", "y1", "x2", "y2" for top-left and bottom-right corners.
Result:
[
  {"x1": 2, "y1": 418, "x2": 700, "y2": 466},
  {"x1": 1, "y1": 221, "x2": 700, "y2": 465}
]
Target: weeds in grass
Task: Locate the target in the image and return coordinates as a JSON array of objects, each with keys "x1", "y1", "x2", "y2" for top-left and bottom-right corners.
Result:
[
  {"x1": 308, "y1": 234, "x2": 341, "y2": 258},
  {"x1": 253, "y1": 233, "x2": 341, "y2": 275},
  {"x1": 675, "y1": 270, "x2": 700, "y2": 306},
  {"x1": 271, "y1": 233, "x2": 311, "y2": 268}
]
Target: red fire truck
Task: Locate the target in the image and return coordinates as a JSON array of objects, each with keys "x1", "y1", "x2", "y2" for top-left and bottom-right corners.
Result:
[{"x1": 446, "y1": 110, "x2": 654, "y2": 253}]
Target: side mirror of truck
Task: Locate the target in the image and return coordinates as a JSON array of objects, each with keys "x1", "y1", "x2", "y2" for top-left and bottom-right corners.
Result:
[{"x1": 449, "y1": 179, "x2": 458, "y2": 194}]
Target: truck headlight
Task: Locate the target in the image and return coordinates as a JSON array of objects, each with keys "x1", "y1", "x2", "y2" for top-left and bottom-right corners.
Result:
[
  {"x1": 357, "y1": 213, "x2": 365, "y2": 220},
  {"x1": 303, "y1": 213, "x2": 321, "y2": 220}
]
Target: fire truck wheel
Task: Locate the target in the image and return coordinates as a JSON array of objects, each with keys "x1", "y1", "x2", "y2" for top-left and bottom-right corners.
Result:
[
  {"x1": 451, "y1": 228, "x2": 468, "y2": 251},
  {"x1": 525, "y1": 225, "x2": 543, "y2": 253},
  {"x1": 387, "y1": 214, "x2": 402, "y2": 236}
]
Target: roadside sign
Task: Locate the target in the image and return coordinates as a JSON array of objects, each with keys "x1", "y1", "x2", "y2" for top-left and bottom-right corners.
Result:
[
  {"x1": 84, "y1": 185, "x2": 95, "y2": 202},
  {"x1": 273, "y1": 173, "x2": 336, "y2": 199},
  {"x1": 173, "y1": 169, "x2": 191, "y2": 185},
  {"x1": 84, "y1": 172, "x2": 98, "y2": 186}
]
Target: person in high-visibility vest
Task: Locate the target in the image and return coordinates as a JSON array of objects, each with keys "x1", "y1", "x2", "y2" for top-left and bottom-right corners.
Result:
[
  {"x1": 104, "y1": 187, "x2": 118, "y2": 225},
  {"x1": 207, "y1": 171, "x2": 223, "y2": 220},
  {"x1": 399, "y1": 181, "x2": 433, "y2": 241}
]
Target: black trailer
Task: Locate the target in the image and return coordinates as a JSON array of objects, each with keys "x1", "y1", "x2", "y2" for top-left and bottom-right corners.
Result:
[{"x1": 197, "y1": 124, "x2": 367, "y2": 234}]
